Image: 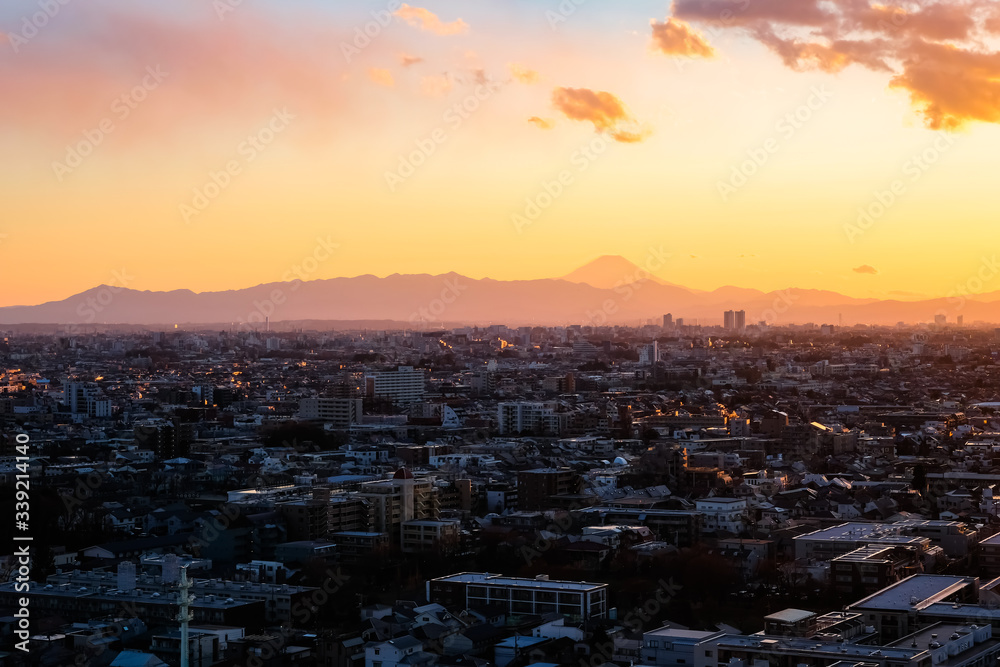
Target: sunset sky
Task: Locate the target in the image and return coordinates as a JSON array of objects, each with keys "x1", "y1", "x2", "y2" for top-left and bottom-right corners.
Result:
[{"x1": 3, "y1": 0, "x2": 1000, "y2": 308}]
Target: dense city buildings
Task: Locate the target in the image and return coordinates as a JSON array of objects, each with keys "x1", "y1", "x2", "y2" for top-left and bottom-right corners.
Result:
[{"x1": 5, "y1": 320, "x2": 1000, "y2": 665}]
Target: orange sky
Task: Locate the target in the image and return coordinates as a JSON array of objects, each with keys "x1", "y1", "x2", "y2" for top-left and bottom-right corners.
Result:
[{"x1": 2, "y1": 0, "x2": 1000, "y2": 307}]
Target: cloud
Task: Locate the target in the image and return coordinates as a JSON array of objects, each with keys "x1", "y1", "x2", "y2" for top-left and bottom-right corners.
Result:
[
  {"x1": 528, "y1": 116, "x2": 555, "y2": 129},
  {"x1": 853, "y1": 265, "x2": 879, "y2": 275},
  {"x1": 394, "y1": 4, "x2": 469, "y2": 35},
  {"x1": 551, "y1": 87, "x2": 652, "y2": 143},
  {"x1": 420, "y1": 74, "x2": 454, "y2": 97},
  {"x1": 670, "y1": 0, "x2": 1000, "y2": 129},
  {"x1": 509, "y1": 63, "x2": 541, "y2": 84},
  {"x1": 368, "y1": 68, "x2": 395, "y2": 88},
  {"x1": 650, "y1": 18, "x2": 715, "y2": 58},
  {"x1": 0, "y1": 3, "x2": 347, "y2": 146},
  {"x1": 399, "y1": 53, "x2": 424, "y2": 67},
  {"x1": 889, "y1": 40, "x2": 1000, "y2": 130},
  {"x1": 470, "y1": 68, "x2": 488, "y2": 85},
  {"x1": 672, "y1": 0, "x2": 833, "y2": 27}
]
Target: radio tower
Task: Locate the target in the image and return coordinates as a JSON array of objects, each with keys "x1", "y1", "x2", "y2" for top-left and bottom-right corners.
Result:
[{"x1": 176, "y1": 566, "x2": 193, "y2": 667}]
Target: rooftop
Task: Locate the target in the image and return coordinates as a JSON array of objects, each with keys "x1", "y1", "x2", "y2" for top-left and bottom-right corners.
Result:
[
  {"x1": 795, "y1": 523, "x2": 930, "y2": 545},
  {"x1": 765, "y1": 608, "x2": 817, "y2": 624},
  {"x1": 432, "y1": 572, "x2": 605, "y2": 591},
  {"x1": 848, "y1": 574, "x2": 974, "y2": 611}
]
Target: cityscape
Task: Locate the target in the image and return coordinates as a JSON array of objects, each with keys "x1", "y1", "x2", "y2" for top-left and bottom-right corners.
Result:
[{"x1": 4, "y1": 1, "x2": 1000, "y2": 667}]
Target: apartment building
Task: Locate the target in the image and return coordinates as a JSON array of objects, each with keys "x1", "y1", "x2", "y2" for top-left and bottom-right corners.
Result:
[
  {"x1": 296, "y1": 397, "x2": 363, "y2": 426},
  {"x1": 365, "y1": 366, "x2": 426, "y2": 406},
  {"x1": 427, "y1": 573, "x2": 608, "y2": 620}
]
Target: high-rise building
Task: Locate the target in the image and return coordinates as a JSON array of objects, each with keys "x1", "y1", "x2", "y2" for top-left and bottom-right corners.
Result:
[
  {"x1": 297, "y1": 397, "x2": 363, "y2": 426},
  {"x1": 365, "y1": 366, "x2": 426, "y2": 405},
  {"x1": 639, "y1": 341, "x2": 659, "y2": 366},
  {"x1": 662, "y1": 313, "x2": 673, "y2": 329},
  {"x1": 357, "y1": 469, "x2": 440, "y2": 542},
  {"x1": 735, "y1": 310, "x2": 746, "y2": 332},
  {"x1": 497, "y1": 402, "x2": 568, "y2": 435},
  {"x1": 517, "y1": 467, "x2": 581, "y2": 510},
  {"x1": 134, "y1": 418, "x2": 194, "y2": 459},
  {"x1": 724, "y1": 310, "x2": 735, "y2": 330}
]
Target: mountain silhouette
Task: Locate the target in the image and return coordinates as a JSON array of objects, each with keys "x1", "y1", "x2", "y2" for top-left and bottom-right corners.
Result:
[{"x1": 1, "y1": 259, "x2": 998, "y2": 326}]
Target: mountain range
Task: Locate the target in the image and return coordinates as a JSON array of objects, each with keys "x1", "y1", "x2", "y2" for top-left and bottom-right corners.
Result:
[{"x1": 1, "y1": 256, "x2": 996, "y2": 327}]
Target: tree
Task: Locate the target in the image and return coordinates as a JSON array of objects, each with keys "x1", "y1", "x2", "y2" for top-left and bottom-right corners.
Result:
[{"x1": 912, "y1": 464, "x2": 927, "y2": 492}]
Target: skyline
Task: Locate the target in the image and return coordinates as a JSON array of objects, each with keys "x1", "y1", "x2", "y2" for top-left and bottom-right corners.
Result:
[{"x1": 3, "y1": 0, "x2": 1000, "y2": 308}]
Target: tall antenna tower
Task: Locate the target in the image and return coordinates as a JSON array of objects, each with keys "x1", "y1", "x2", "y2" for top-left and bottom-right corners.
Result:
[{"x1": 176, "y1": 566, "x2": 193, "y2": 667}]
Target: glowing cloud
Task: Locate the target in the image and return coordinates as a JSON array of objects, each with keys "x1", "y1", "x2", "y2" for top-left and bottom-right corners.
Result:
[
  {"x1": 853, "y1": 265, "x2": 879, "y2": 275},
  {"x1": 509, "y1": 63, "x2": 541, "y2": 84},
  {"x1": 420, "y1": 74, "x2": 454, "y2": 97},
  {"x1": 551, "y1": 87, "x2": 651, "y2": 143},
  {"x1": 650, "y1": 18, "x2": 715, "y2": 58},
  {"x1": 528, "y1": 116, "x2": 555, "y2": 129},
  {"x1": 399, "y1": 53, "x2": 424, "y2": 67},
  {"x1": 368, "y1": 68, "x2": 395, "y2": 87},
  {"x1": 671, "y1": 0, "x2": 1000, "y2": 128},
  {"x1": 393, "y1": 4, "x2": 468, "y2": 35}
]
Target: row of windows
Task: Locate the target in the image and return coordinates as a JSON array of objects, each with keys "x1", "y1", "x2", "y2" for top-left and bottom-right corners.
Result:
[{"x1": 467, "y1": 586, "x2": 583, "y2": 604}]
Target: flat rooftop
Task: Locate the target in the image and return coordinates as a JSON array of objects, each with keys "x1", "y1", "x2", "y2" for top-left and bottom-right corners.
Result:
[
  {"x1": 433, "y1": 572, "x2": 605, "y2": 591},
  {"x1": 696, "y1": 497, "x2": 746, "y2": 504},
  {"x1": 716, "y1": 635, "x2": 921, "y2": 661},
  {"x1": 795, "y1": 523, "x2": 929, "y2": 545},
  {"x1": 645, "y1": 627, "x2": 723, "y2": 641},
  {"x1": 765, "y1": 609, "x2": 817, "y2": 624},
  {"x1": 832, "y1": 545, "x2": 916, "y2": 563},
  {"x1": 848, "y1": 575, "x2": 974, "y2": 611}
]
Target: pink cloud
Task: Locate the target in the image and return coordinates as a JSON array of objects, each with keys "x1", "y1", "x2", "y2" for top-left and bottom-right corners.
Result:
[
  {"x1": 393, "y1": 4, "x2": 468, "y2": 36},
  {"x1": 0, "y1": 4, "x2": 350, "y2": 147}
]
